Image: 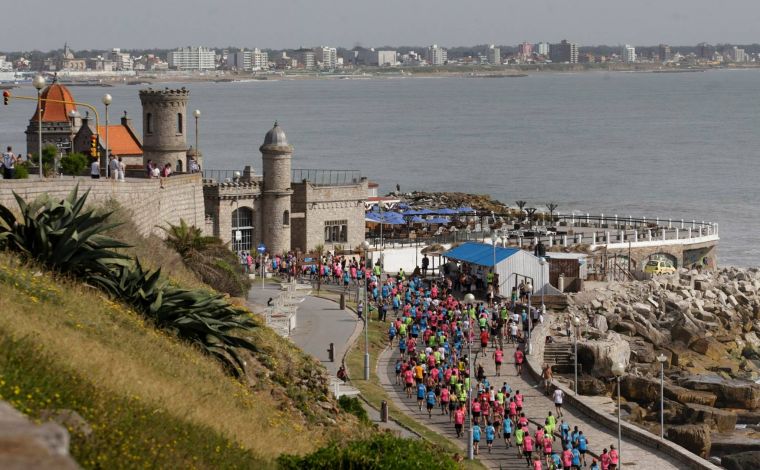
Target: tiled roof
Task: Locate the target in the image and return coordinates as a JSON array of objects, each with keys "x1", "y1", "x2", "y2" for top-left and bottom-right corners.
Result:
[
  {"x1": 30, "y1": 83, "x2": 77, "y2": 123},
  {"x1": 97, "y1": 125, "x2": 142, "y2": 156}
]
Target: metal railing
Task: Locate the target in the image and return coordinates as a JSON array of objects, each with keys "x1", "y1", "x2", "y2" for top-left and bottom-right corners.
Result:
[
  {"x1": 202, "y1": 169, "x2": 242, "y2": 182},
  {"x1": 292, "y1": 169, "x2": 361, "y2": 186}
]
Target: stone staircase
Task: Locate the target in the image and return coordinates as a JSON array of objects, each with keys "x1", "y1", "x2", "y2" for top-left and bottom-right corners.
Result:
[{"x1": 544, "y1": 342, "x2": 579, "y2": 374}]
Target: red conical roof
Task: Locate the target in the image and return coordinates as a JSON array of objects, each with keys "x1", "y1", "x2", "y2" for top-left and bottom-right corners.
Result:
[{"x1": 30, "y1": 82, "x2": 77, "y2": 122}]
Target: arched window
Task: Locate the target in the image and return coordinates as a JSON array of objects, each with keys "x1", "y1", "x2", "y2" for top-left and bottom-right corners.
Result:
[
  {"x1": 146, "y1": 113, "x2": 152, "y2": 134},
  {"x1": 177, "y1": 113, "x2": 183, "y2": 134},
  {"x1": 176, "y1": 159, "x2": 183, "y2": 173},
  {"x1": 231, "y1": 207, "x2": 254, "y2": 252},
  {"x1": 283, "y1": 210, "x2": 290, "y2": 226}
]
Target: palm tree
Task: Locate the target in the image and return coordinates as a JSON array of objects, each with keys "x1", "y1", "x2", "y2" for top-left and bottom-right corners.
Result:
[
  {"x1": 160, "y1": 218, "x2": 220, "y2": 260},
  {"x1": 546, "y1": 202, "x2": 559, "y2": 224},
  {"x1": 515, "y1": 200, "x2": 527, "y2": 222}
]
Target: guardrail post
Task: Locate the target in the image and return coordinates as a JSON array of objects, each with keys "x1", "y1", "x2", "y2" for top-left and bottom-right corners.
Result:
[
  {"x1": 675, "y1": 228, "x2": 679, "y2": 239},
  {"x1": 562, "y1": 235, "x2": 567, "y2": 247},
  {"x1": 605, "y1": 231, "x2": 610, "y2": 243},
  {"x1": 633, "y1": 230, "x2": 638, "y2": 242},
  {"x1": 548, "y1": 236, "x2": 553, "y2": 247},
  {"x1": 614, "y1": 214, "x2": 618, "y2": 227},
  {"x1": 647, "y1": 229, "x2": 652, "y2": 241},
  {"x1": 619, "y1": 230, "x2": 625, "y2": 243},
  {"x1": 601, "y1": 213, "x2": 605, "y2": 226},
  {"x1": 592, "y1": 232, "x2": 597, "y2": 247},
  {"x1": 688, "y1": 228, "x2": 692, "y2": 239},
  {"x1": 692, "y1": 220, "x2": 696, "y2": 229},
  {"x1": 668, "y1": 218, "x2": 672, "y2": 228},
  {"x1": 662, "y1": 229, "x2": 666, "y2": 241},
  {"x1": 680, "y1": 219, "x2": 684, "y2": 229},
  {"x1": 586, "y1": 213, "x2": 590, "y2": 224},
  {"x1": 655, "y1": 217, "x2": 659, "y2": 226}
]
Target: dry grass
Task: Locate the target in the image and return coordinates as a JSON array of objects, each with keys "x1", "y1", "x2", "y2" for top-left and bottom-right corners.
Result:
[{"x1": 0, "y1": 254, "x2": 354, "y2": 462}]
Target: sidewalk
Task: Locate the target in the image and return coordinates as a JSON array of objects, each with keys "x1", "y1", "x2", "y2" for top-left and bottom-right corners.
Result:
[
  {"x1": 248, "y1": 284, "x2": 415, "y2": 438},
  {"x1": 379, "y1": 334, "x2": 684, "y2": 469}
]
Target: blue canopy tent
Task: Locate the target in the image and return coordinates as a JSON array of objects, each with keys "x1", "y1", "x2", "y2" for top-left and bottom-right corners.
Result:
[
  {"x1": 435, "y1": 208, "x2": 459, "y2": 215},
  {"x1": 427, "y1": 217, "x2": 452, "y2": 224},
  {"x1": 458, "y1": 206, "x2": 476, "y2": 214}
]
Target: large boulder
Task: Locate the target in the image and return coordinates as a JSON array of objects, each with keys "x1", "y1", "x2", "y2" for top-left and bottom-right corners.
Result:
[
  {"x1": 684, "y1": 403, "x2": 737, "y2": 432},
  {"x1": 576, "y1": 332, "x2": 630, "y2": 377},
  {"x1": 576, "y1": 376, "x2": 608, "y2": 396},
  {"x1": 664, "y1": 383, "x2": 718, "y2": 407},
  {"x1": 620, "y1": 375, "x2": 659, "y2": 403},
  {"x1": 667, "y1": 423, "x2": 711, "y2": 458},
  {"x1": 680, "y1": 375, "x2": 760, "y2": 409},
  {"x1": 721, "y1": 451, "x2": 760, "y2": 470}
]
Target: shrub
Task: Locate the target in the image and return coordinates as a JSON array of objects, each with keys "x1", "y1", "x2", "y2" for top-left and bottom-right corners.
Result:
[
  {"x1": 13, "y1": 162, "x2": 29, "y2": 179},
  {"x1": 277, "y1": 433, "x2": 458, "y2": 469},
  {"x1": 60, "y1": 152, "x2": 89, "y2": 176},
  {"x1": 338, "y1": 395, "x2": 370, "y2": 425}
]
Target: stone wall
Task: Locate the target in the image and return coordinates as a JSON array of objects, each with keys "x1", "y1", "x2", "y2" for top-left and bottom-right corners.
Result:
[
  {"x1": 291, "y1": 180, "x2": 367, "y2": 253},
  {"x1": 0, "y1": 174, "x2": 204, "y2": 237},
  {"x1": 607, "y1": 240, "x2": 718, "y2": 271}
]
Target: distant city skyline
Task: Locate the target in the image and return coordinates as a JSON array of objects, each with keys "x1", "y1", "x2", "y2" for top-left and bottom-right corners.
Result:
[{"x1": 5, "y1": 0, "x2": 760, "y2": 51}]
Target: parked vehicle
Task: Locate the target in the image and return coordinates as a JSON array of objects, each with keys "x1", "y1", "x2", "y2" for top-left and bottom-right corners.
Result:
[{"x1": 644, "y1": 259, "x2": 676, "y2": 275}]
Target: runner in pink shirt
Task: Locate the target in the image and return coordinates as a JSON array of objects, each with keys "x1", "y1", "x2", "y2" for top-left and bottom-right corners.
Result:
[{"x1": 609, "y1": 445, "x2": 619, "y2": 469}]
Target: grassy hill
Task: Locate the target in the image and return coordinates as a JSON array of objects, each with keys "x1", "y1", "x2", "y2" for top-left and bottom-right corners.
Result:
[{"x1": 0, "y1": 248, "x2": 369, "y2": 468}]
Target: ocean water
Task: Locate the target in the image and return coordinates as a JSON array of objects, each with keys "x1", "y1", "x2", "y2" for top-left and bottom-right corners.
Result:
[{"x1": 1, "y1": 70, "x2": 758, "y2": 266}]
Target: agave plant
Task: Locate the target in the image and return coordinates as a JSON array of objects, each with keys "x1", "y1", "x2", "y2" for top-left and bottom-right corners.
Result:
[
  {"x1": 0, "y1": 185, "x2": 130, "y2": 276},
  {"x1": 91, "y1": 260, "x2": 259, "y2": 377}
]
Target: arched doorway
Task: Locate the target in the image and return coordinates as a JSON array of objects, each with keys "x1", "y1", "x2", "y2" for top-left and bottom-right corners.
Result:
[
  {"x1": 649, "y1": 252, "x2": 677, "y2": 268},
  {"x1": 231, "y1": 207, "x2": 253, "y2": 252}
]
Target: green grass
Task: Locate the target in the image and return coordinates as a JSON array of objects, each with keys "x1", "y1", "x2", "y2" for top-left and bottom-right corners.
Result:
[{"x1": 316, "y1": 291, "x2": 486, "y2": 470}]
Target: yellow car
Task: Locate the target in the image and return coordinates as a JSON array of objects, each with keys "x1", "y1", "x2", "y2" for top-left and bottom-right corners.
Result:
[{"x1": 644, "y1": 260, "x2": 676, "y2": 275}]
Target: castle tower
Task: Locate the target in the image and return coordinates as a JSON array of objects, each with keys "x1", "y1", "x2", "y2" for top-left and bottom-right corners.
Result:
[
  {"x1": 260, "y1": 122, "x2": 293, "y2": 255},
  {"x1": 139, "y1": 87, "x2": 189, "y2": 171}
]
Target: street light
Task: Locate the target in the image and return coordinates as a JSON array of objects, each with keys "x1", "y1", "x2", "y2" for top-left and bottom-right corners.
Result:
[
  {"x1": 525, "y1": 280, "x2": 534, "y2": 354},
  {"x1": 612, "y1": 361, "x2": 626, "y2": 466},
  {"x1": 68, "y1": 110, "x2": 79, "y2": 153},
  {"x1": 32, "y1": 75, "x2": 46, "y2": 179},
  {"x1": 657, "y1": 353, "x2": 667, "y2": 439},
  {"x1": 361, "y1": 240, "x2": 370, "y2": 381},
  {"x1": 101, "y1": 94, "x2": 112, "y2": 178},
  {"x1": 193, "y1": 109, "x2": 201, "y2": 170},
  {"x1": 538, "y1": 257, "x2": 547, "y2": 314},
  {"x1": 463, "y1": 292, "x2": 475, "y2": 460},
  {"x1": 573, "y1": 315, "x2": 581, "y2": 394}
]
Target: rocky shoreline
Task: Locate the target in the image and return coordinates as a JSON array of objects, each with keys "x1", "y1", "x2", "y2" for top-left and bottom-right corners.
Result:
[{"x1": 559, "y1": 267, "x2": 760, "y2": 467}]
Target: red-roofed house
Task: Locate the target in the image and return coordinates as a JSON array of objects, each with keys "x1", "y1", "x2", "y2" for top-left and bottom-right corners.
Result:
[
  {"x1": 25, "y1": 79, "x2": 80, "y2": 156},
  {"x1": 73, "y1": 111, "x2": 143, "y2": 168}
]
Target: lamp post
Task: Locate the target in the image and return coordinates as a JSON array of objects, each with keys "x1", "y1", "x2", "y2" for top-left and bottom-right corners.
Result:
[
  {"x1": 193, "y1": 109, "x2": 201, "y2": 169},
  {"x1": 657, "y1": 353, "x2": 667, "y2": 439},
  {"x1": 68, "y1": 110, "x2": 78, "y2": 154},
  {"x1": 538, "y1": 257, "x2": 547, "y2": 314},
  {"x1": 101, "y1": 94, "x2": 112, "y2": 178},
  {"x1": 573, "y1": 315, "x2": 581, "y2": 394},
  {"x1": 526, "y1": 280, "x2": 533, "y2": 354},
  {"x1": 612, "y1": 361, "x2": 626, "y2": 466},
  {"x1": 32, "y1": 75, "x2": 46, "y2": 179},
  {"x1": 362, "y1": 240, "x2": 370, "y2": 381},
  {"x1": 464, "y1": 292, "x2": 475, "y2": 460}
]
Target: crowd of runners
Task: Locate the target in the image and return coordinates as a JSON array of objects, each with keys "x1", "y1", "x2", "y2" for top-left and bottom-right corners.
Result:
[{"x1": 368, "y1": 267, "x2": 621, "y2": 470}]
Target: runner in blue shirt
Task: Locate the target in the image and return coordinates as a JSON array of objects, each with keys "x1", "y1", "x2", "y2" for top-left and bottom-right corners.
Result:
[
  {"x1": 416, "y1": 382, "x2": 427, "y2": 411},
  {"x1": 472, "y1": 424, "x2": 481, "y2": 456},
  {"x1": 551, "y1": 452, "x2": 562, "y2": 469},
  {"x1": 572, "y1": 446, "x2": 581, "y2": 468},
  {"x1": 560, "y1": 420, "x2": 571, "y2": 445},
  {"x1": 577, "y1": 431, "x2": 589, "y2": 467},
  {"x1": 485, "y1": 422, "x2": 496, "y2": 453},
  {"x1": 426, "y1": 389, "x2": 437, "y2": 418},
  {"x1": 502, "y1": 414, "x2": 513, "y2": 447}
]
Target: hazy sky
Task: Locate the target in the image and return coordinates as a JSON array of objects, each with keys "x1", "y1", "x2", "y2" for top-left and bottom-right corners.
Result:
[{"x1": 7, "y1": 0, "x2": 760, "y2": 51}]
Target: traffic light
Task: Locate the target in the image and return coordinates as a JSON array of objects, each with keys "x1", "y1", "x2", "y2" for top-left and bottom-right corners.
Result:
[
  {"x1": 2, "y1": 91, "x2": 9, "y2": 105},
  {"x1": 90, "y1": 134, "x2": 99, "y2": 157}
]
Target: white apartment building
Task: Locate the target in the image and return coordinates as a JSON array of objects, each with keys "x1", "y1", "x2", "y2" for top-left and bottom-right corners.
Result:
[
  {"x1": 227, "y1": 49, "x2": 269, "y2": 71},
  {"x1": 621, "y1": 45, "x2": 637, "y2": 63},
  {"x1": 0, "y1": 56, "x2": 13, "y2": 72},
  {"x1": 108, "y1": 48, "x2": 133, "y2": 71},
  {"x1": 536, "y1": 42, "x2": 550, "y2": 57},
  {"x1": 426, "y1": 44, "x2": 448, "y2": 65},
  {"x1": 486, "y1": 45, "x2": 501, "y2": 65},
  {"x1": 314, "y1": 46, "x2": 337, "y2": 69},
  {"x1": 168, "y1": 47, "x2": 216, "y2": 70},
  {"x1": 731, "y1": 46, "x2": 746, "y2": 63}
]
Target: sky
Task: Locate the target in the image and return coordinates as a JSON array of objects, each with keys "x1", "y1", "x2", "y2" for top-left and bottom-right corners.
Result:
[{"x1": 6, "y1": 0, "x2": 760, "y2": 52}]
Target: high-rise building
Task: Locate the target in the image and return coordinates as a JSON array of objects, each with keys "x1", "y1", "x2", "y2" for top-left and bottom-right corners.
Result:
[
  {"x1": 426, "y1": 44, "x2": 448, "y2": 65},
  {"x1": 550, "y1": 40, "x2": 578, "y2": 64},
  {"x1": 227, "y1": 49, "x2": 269, "y2": 71},
  {"x1": 697, "y1": 43, "x2": 715, "y2": 60},
  {"x1": 517, "y1": 42, "x2": 533, "y2": 59},
  {"x1": 621, "y1": 45, "x2": 636, "y2": 63},
  {"x1": 486, "y1": 45, "x2": 501, "y2": 64},
  {"x1": 658, "y1": 44, "x2": 672, "y2": 62},
  {"x1": 731, "y1": 46, "x2": 746, "y2": 63},
  {"x1": 536, "y1": 42, "x2": 550, "y2": 57},
  {"x1": 168, "y1": 47, "x2": 216, "y2": 70},
  {"x1": 295, "y1": 50, "x2": 316, "y2": 69},
  {"x1": 107, "y1": 48, "x2": 133, "y2": 71},
  {"x1": 314, "y1": 46, "x2": 337, "y2": 69}
]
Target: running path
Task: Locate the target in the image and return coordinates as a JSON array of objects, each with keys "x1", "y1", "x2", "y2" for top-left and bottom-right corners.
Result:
[{"x1": 379, "y1": 338, "x2": 683, "y2": 469}]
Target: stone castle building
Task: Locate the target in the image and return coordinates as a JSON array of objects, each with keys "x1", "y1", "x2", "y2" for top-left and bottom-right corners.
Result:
[
  {"x1": 26, "y1": 78, "x2": 81, "y2": 156},
  {"x1": 138, "y1": 88, "x2": 366, "y2": 255}
]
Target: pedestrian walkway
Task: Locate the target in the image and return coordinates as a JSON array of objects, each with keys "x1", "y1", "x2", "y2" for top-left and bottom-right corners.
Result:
[
  {"x1": 248, "y1": 284, "x2": 415, "y2": 438},
  {"x1": 379, "y1": 337, "x2": 683, "y2": 469}
]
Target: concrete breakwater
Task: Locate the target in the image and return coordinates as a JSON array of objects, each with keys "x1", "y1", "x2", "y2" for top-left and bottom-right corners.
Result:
[{"x1": 561, "y1": 266, "x2": 760, "y2": 462}]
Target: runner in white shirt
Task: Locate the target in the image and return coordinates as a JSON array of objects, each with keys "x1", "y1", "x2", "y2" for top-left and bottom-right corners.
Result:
[{"x1": 552, "y1": 388, "x2": 565, "y2": 418}]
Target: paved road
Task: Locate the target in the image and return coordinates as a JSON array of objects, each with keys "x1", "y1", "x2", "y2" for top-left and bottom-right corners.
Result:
[{"x1": 379, "y1": 336, "x2": 683, "y2": 469}]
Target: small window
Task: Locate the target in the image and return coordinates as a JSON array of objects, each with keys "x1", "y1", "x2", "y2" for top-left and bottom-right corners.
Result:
[
  {"x1": 146, "y1": 113, "x2": 153, "y2": 134},
  {"x1": 283, "y1": 210, "x2": 290, "y2": 226},
  {"x1": 177, "y1": 113, "x2": 183, "y2": 134}
]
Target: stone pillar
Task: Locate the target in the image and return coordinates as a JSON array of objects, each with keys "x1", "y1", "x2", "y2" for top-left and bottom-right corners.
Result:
[{"x1": 260, "y1": 122, "x2": 293, "y2": 255}]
